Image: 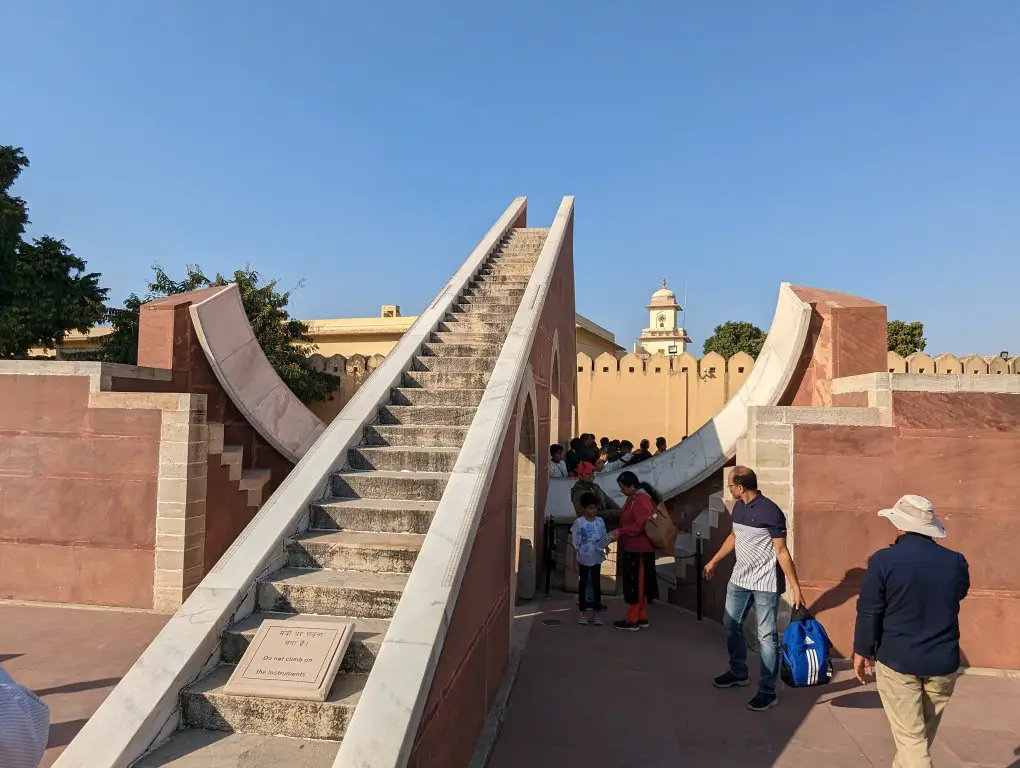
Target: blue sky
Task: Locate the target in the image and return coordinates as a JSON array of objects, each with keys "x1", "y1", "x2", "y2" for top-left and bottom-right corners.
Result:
[{"x1": 5, "y1": 1, "x2": 1019, "y2": 356}]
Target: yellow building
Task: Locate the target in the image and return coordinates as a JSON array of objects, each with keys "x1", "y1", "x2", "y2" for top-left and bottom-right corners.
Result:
[{"x1": 36, "y1": 306, "x2": 622, "y2": 360}]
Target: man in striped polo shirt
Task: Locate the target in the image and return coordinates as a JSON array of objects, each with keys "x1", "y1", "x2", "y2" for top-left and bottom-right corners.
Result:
[{"x1": 703, "y1": 466, "x2": 805, "y2": 711}]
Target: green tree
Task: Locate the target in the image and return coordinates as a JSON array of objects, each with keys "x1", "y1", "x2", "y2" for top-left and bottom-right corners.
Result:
[
  {"x1": 887, "y1": 320, "x2": 927, "y2": 358},
  {"x1": 96, "y1": 264, "x2": 339, "y2": 403},
  {"x1": 0, "y1": 146, "x2": 108, "y2": 357},
  {"x1": 702, "y1": 320, "x2": 767, "y2": 359}
]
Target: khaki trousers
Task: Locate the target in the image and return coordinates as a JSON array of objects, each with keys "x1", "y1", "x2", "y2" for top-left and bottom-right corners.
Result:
[{"x1": 875, "y1": 661, "x2": 957, "y2": 768}]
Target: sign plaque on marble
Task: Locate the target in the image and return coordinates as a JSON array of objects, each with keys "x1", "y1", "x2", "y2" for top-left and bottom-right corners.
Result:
[{"x1": 223, "y1": 619, "x2": 354, "y2": 701}]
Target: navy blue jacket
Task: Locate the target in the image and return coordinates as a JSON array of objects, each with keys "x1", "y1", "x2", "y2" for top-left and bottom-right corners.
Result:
[{"x1": 853, "y1": 533, "x2": 969, "y2": 677}]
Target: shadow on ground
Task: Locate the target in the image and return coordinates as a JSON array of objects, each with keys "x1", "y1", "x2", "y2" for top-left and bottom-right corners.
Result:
[{"x1": 486, "y1": 596, "x2": 1020, "y2": 768}]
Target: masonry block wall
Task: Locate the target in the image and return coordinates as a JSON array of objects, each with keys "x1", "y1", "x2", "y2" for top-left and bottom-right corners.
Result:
[{"x1": 793, "y1": 390, "x2": 1020, "y2": 670}]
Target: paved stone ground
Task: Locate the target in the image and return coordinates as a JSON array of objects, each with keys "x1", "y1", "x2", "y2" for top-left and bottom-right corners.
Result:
[
  {"x1": 0, "y1": 602, "x2": 169, "y2": 767},
  {"x1": 487, "y1": 597, "x2": 1020, "y2": 768}
]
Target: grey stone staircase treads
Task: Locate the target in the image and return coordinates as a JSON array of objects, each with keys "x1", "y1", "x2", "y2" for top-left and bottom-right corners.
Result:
[
  {"x1": 348, "y1": 446, "x2": 461, "y2": 472},
  {"x1": 330, "y1": 470, "x2": 450, "y2": 501},
  {"x1": 182, "y1": 664, "x2": 365, "y2": 740},
  {"x1": 388, "y1": 386, "x2": 485, "y2": 407},
  {"x1": 363, "y1": 424, "x2": 469, "y2": 447},
  {"x1": 258, "y1": 567, "x2": 408, "y2": 618},
  {"x1": 402, "y1": 370, "x2": 491, "y2": 389},
  {"x1": 286, "y1": 530, "x2": 424, "y2": 572},
  {"x1": 310, "y1": 497, "x2": 437, "y2": 534},
  {"x1": 134, "y1": 728, "x2": 341, "y2": 767},
  {"x1": 223, "y1": 612, "x2": 389, "y2": 672},
  {"x1": 411, "y1": 355, "x2": 498, "y2": 372},
  {"x1": 378, "y1": 404, "x2": 478, "y2": 425},
  {"x1": 149, "y1": 227, "x2": 551, "y2": 761}
]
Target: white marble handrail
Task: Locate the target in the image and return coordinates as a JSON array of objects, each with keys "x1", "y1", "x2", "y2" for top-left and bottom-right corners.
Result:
[
  {"x1": 333, "y1": 197, "x2": 575, "y2": 768},
  {"x1": 54, "y1": 197, "x2": 530, "y2": 768},
  {"x1": 545, "y1": 282, "x2": 813, "y2": 518}
]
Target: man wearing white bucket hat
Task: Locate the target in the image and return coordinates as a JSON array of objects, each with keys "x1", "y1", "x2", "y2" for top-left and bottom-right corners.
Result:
[{"x1": 852, "y1": 495, "x2": 970, "y2": 768}]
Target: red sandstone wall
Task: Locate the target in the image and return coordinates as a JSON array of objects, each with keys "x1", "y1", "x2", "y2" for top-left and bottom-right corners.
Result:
[
  {"x1": 409, "y1": 211, "x2": 578, "y2": 766},
  {"x1": 137, "y1": 289, "x2": 294, "y2": 572},
  {"x1": 138, "y1": 290, "x2": 293, "y2": 497},
  {"x1": 794, "y1": 391, "x2": 1020, "y2": 669},
  {"x1": 0, "y1": 375, "x2": 160, "y2": 608}
]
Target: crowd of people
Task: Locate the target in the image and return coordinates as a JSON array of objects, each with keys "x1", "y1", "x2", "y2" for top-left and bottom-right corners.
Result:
[
  {"x1": 558, "y1": 457, "x2": 971, "y2": 767},
  {"x1": 549, "y1": 432, "x2": 679, "y2": 478}
]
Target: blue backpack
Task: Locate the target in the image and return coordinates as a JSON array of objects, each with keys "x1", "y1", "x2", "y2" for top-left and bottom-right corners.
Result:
[{"x1": 780, "y1": 607, "x2": 833, "y2": 687}]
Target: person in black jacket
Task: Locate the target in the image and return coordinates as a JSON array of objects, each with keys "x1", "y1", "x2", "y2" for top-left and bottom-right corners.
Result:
[{"x1": 852, "y1": 494, "x2": 969, "y2": 768}]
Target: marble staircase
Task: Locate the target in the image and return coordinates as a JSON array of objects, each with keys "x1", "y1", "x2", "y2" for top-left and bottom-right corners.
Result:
[{"x1": 135, "y1": 227, "x2": 549, "y2": 765}]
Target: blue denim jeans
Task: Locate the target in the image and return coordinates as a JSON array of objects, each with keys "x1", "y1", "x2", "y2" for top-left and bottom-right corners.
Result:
[{"x1": 724, "y1": 581, "x2": 781, "y2": 696}]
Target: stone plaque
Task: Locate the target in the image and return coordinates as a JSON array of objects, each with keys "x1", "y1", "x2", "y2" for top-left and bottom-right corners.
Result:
[{"x1": 223, "y1": 619, "x2": 354, "y2": 701}]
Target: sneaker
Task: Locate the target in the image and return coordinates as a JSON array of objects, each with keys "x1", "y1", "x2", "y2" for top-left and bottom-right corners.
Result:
[
  {"x1": 577, "y1": 616, "x2": 589, "y2": 626},
  {"x1": 637, "y1": 619, "x2": 649, "y2": 629},
  {"x1": 593, "y1": 615, "x2": 604, "y2": 626},
  {"x1": 712, "y1": 671, "x2": 751, "y2": 689},
  {"x1": 613, "y1": 620, "x2": 641, "y2": 632},
  {"x1": 747, "y1": 692, "x2": 778, "y2": 711}
]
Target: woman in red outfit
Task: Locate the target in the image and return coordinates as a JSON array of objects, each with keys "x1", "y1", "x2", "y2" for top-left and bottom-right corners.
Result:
[{"x1": 609, "y1": 470, "x2": 661, "y2": 631}]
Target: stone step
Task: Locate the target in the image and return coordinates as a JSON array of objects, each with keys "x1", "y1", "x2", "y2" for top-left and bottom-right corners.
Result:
[
  {"x1": 310, "y1": 497, "x2": 437, "y2": 534},
  {"x1": 135, "y1": 729, "x2": 341, "y2": 767},
  {"x1": 411, "y1": 355, "x2": 498, "y2": 373},
  {"x1": 378, "y1": 404, "x2": 477, "y2": 426},
  {"x1": 439, "y1": 318, "x2": 512, "y2": 334},
  {"x1": 348, "y1": 446, "x2": 461, "y2": 473},
  {"x1": 449, "y1": 304, "x2": 518, "y2": 318},
  {"x1": 420, "y1": 341, "x2": 501, "y2": 357},
  {"x1": 181, "y1": 664, "x2": 365, "y2": 740},
  {"x1": 223, "y1": 612, "x2": 389, "y2": 673},
  {"x1": 431, "y1": 330, "x2": 507, "y2": 345},
  {"x1": 462, "y1": 286, "x2": 526, "y2": 299},
  {"x1": 457, "y1": 294, "x2": 522, "y2": 306},
  {"x1": 287, "y1": 530, "x2": 424, "y2": 572},
  {"x1": 258, "y1": 567, "x2": 408, "y2": 618},
  {"x1": 402, "y1": 370, "x2": 491, "y2": 389},
  {"x1": 471, "y1": 273, "x2": 532, "y2": 285},
  {"x1": 479, "y1": 265, "x2": 536, "y2": 276},
  {"x1": 364, "y1": 424, "x2": 469, "y2": 447},
  {"x1": 389, "y1": 386, "x2": 485, "y2": 407},
  {"x1": 330, "y1": 470, "x2": 450, "y2": 501}
]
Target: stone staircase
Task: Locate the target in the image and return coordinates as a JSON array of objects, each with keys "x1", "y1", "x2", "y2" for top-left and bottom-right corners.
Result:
[{"x1": 136, "y1": 227, "x2": 549, "y2": 766}]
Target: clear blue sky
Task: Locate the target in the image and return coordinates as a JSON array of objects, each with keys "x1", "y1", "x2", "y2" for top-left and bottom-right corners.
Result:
[{"x1": 5, "y1": 1, "x2": 1019, "y2": 356}]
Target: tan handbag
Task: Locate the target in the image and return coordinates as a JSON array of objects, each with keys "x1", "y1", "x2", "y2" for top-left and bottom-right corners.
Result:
[{"x1": 645, "y1": 502, "x2": 678, "y2": 553}]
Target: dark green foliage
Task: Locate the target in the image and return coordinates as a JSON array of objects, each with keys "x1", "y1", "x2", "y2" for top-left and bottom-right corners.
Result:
[
  {"x1": 702, "y1": 320, "x2": 767, "y2": 360},
  {"x1": 0, "y1": 146, "x2": 108, "y2": 358},
  {"x1": 887, "y1": 320, "x2": 927, "y2": 358}
]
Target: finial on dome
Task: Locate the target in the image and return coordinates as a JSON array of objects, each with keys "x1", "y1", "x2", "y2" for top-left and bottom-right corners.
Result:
[{"x1": 661, "y1": 278, "x2": 667, "y2": 289}]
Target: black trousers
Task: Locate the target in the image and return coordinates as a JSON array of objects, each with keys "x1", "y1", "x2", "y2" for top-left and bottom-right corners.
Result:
[{"x1": 578, "y1": 564, "x2": 602, "y2": 611}]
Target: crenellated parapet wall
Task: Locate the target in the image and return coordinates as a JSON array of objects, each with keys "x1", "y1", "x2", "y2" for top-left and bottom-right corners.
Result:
[
  {"x1": 888, "y1": 350, "x2": 1019, "y2": 375},
  {"x1": 574, "y1": 350, "x2": 755, "y2": 444},
  {"x1": 305, "y1": 352, "x2": 387, "y2": 422}
]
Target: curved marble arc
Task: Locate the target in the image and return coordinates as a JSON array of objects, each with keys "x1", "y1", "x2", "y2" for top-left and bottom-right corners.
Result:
[
  {"x1": 189, "y1": 283, "x2": 326, "y2": 463},
  {"x1": 547, "y1": 281, "x2": 813, "y2": 512}
]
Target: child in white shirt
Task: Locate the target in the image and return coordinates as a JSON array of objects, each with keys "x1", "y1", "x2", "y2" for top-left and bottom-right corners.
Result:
[
  {"x1": 549, "y1": 444, "x2": 568, "y2": 478},
  {"x1": 570, "y1": 492, "x2": 610, "y2": 625}
]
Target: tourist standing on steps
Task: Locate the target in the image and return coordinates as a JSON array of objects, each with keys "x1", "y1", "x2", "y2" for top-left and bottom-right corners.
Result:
[
  {"x1": 0, "y1": 664, "x2": 49, "y2": 768},
  {"x1": 703, "y1": 466, "x2": 805, "y2": 712},
  {"x1": 852, "y1": 495, "x2": 969, "y2": 768},
  {"x1": 608, "y1": 471, "x2": 660, "y2": 631}
]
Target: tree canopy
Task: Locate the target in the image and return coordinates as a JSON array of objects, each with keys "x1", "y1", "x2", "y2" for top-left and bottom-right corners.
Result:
[
  {"x1": 0, "y1": 146, "x2": 108, "y2": 358},
  {"x1": 887, "y1": 320, "x2": 927, "y2": 358},
  {"x1": 94, "y1": 264, "x2": 339, "y2": 403},
  {"x1": 702, "y1": 320, "x2": 767, "y2": 359}
]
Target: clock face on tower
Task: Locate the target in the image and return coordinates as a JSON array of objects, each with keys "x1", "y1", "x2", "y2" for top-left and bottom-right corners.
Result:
[{"x1": 657, "y1": 313, "x2": 666, "y2": 329}]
